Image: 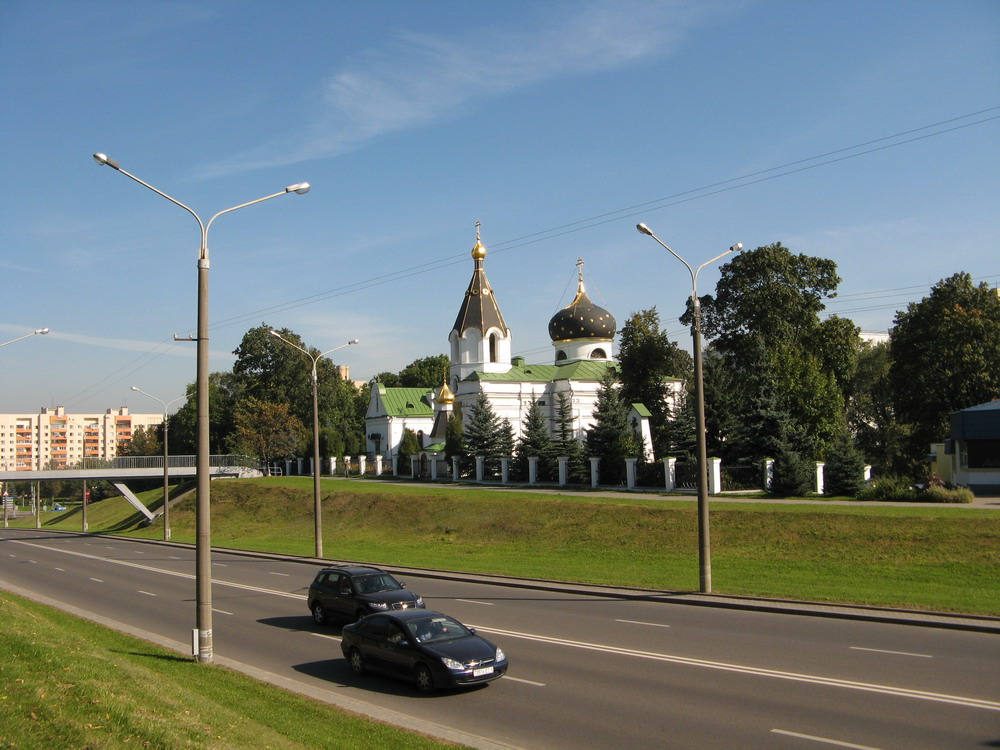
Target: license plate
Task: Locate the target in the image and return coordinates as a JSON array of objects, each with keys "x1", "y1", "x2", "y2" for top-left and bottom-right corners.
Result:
[{"x1": 472, "y1": 666, "x2": 494, "y2": 677}]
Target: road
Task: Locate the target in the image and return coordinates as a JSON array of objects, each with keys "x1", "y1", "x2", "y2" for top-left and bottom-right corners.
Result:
[{"x1": 2, "y1": 528, "x2": 998, "y2": 749}]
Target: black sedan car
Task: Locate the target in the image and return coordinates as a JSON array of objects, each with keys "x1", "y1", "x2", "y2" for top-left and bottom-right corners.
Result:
[
  {"x1": 340, "y1": 609, "x2": 508, "y2": 693},
  {"x1": 308, "y1": 565, "x2": 424, "y2": 624}
]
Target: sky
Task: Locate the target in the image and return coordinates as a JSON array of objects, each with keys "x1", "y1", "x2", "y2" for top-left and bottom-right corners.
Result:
[{"x1": 1, "y1": 0, "x2": 998, "y2": 415}]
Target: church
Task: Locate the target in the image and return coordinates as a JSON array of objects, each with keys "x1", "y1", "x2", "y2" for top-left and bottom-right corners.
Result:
[{"x1": 365, "y1": 226, "x2": 680, "y2": 464}]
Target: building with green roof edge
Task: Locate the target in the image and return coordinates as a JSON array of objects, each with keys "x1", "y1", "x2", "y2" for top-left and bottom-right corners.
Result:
[{"x1": 365, "y1": 227, "x2": 683, "y2": 464}]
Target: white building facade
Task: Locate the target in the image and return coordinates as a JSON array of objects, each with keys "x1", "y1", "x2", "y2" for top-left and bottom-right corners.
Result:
[{"x1": 366, "y1": 227, "x2": 682, "y2": 460}]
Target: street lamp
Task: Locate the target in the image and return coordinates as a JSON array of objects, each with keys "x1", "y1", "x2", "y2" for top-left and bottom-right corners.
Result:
[
  {"x1": 95, "y1": 152, "x2": 309, "y2": 663},
  {"x1": 131, "y1": 386, "x2": 185, "y2": 541},
  {"x1": 636, "y1": 222, "x2": 741, "y2": 594},
  {"x1": 0, "y1": 327, "x2": 50, "y2": 348},
  {"x1": 269, "y1": 329, "x2": 358, "y2": 558}
]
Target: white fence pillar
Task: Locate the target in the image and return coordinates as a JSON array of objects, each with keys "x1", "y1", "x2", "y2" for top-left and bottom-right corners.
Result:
[
  {"x1": 864, "y1": 465, "x2": 872, "y2": 482},
  {"x1": 558, "y1": 456, "x2": 568, "y2": 486},
  {"x1": 284, "y1": 459, "x2": 292, "y2": 477},
  {"x1": 708, "y1": 457, "x2": 722, "y2": 495},
  {"x1": 452, "y1": 460, "x2": 461, "y2": 481},
  {"x1": 764, "y1": 458, "x2": 774, "y2": 490},
  {"x1": 358, "y1": 455, "x2": 367, "y2": 476},
  {"x1": 296, "y1": 458, "x2": 304, "y2": 475},
  {"x1": 430, "y1": 455, "x2": 438, "y2": 480},
  {"x1": 374, "y1": 455, "x2": 383, "y2": 476},
  {"x1": 501, "y1": 456, "x2": 509, "y2": 484},
  {"x1": 390, "y1": 456, "x2": 398, "y2": 476},
  {"x1": 527, "y1": 456, "x2": 538, "y2": 485},
  {"x1": 815, "y1": 462, "x2": 825, "y2": 494},
  {"x1": 409, "y1": 456, "x2": 419, "y2": 478},
  {"x1": 589, "y1": 457, "x2": 601, "y2": 488},
  {"x1": 625, "y1": 458, "x2": 637, "y2": 489},
  {"x1": 475, "y1": 456, "x2": 485, "y2": 482},
  {"x1": 663, "y1": 457, "x2": 676, "y2": 491}
]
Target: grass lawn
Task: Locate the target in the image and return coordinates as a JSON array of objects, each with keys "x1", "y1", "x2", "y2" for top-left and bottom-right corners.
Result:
[
  {"x1": 17, "y1": 477, "x2": 1000, "y2": 615},
  {"x1": 0, "y1": 591, "x2": 456, "y2": 750}
]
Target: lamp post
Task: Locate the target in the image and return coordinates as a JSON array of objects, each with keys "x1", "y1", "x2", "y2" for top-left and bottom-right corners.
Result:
[
  {"x1": 0, "y1": 327, "x2": 50, "y2": 348},
  {"x1": 131, "y1": 387, "x2": 185, "y2": 541},
  {"x1": 269, "y1": 330, "x2": 358, "y2": 558},
  {"x1": 94, "y1": 152, "x2": 309, "y2": 662},
  {"x1": 636, "y1": 222, "x2": 741, "y2": 594}
]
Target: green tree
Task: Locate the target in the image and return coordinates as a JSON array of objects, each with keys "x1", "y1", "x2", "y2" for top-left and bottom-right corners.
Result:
[
  {"x1": 119, "y1": 424, "x2": 161, "y2": 457},
  {"x1": 890, "y1": 272, "x2": 1000, "y2": 474},
  {"x1": 553, "y1": 391, "x2": 587, "y2": 483},
  {"x1": 445, "y1": 409, "x2": 464, "y2": 469},
  {"x1": 463, "y1": 394, "x2": 506, "y2": 478},
  {"x1": 231, "y1": 398, "x2": 305, "y2": 470},
  {"x1": 769, "y1": 440, "x2": 814, "y2": 497},
  {"x1": 516, "y1": 399, "x2": 555, "y2": 481},
  {"x1": 848, "y1": 341, "x2": 906, "y2": 474},
  {"x1": 397, "y1": 428, "x2": 421, "y2": 474},
  {"x1": 586, "y1": 369, "x2": 641, "y2": 485},
  {"x1": 823, "y1": 431, "x2": 867, "y2": 497},
  {"x1": 399, "y1": 355, "x2": 450, "y2": 389},
  {"x1": 617, "y1": 308, "x2": 692, "y2": 457}
]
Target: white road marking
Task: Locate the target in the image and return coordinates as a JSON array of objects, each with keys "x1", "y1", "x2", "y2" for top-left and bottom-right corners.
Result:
[
  {"x1": 269, "y1": 571, "x2": 290, "y2": 577},
  {"x1": 138, "y1": 590, "x2": 157, "y2": 597},
  {"x1": 503, "y1": 675, "x2": 545, "y2": 686},
  {"x1": 616, "y1": 619, "x2": 671, "y2": 628},
  {"x1": 456, "y1": 599, "x2": 494, "y2": 605},
  {"x1": 212, "y1": 608, "x2": 234, "y2": 616},
  {"x1": 472, "y1": 624, "x2": 1000, "y2": 713},
  {"x1": 311, "y1": 632, "x2": 342, "y2": 642},
  {"x1": 850, "y1": 646, "x2": 932, "y2": 658},
  {"x1": 54, "y1": 567, "x2": 65, "y2": 572},
  {"x1": 90, "y1": 578, "x2": 103, "y2": 583},
  {"x1": 771, "y1": 729, "x2": 883, "y2": 749}
]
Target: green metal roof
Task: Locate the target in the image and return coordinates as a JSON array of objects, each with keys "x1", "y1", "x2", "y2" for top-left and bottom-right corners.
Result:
[
  {"x1": 376, "y1": 386, "x2": 434, "y2": 417},
  {"x1": 630, "y1": 403, "x2": 652, "y2": 417},
  {"x1": 464, "y1": 359, "x2": 618, "y2": 383}
]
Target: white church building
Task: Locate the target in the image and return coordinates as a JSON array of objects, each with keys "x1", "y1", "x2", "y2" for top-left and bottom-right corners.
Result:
[{"x1": 365, "y1": 227, "x2": 681, "y2": 463}]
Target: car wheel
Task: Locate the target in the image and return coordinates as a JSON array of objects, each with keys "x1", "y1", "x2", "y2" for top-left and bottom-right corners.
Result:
[
  {"x1": 348, "y1": 647, "x2": 365, "y2": 676},
  {"x1": 414, "y1": 663, "x2": 435, "y2": 694},
  {"x1": 311, "y1": 602, "x2": 328, "y2": 625}
]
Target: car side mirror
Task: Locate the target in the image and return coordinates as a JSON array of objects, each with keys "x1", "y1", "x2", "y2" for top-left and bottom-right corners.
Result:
[
  {"x1": 400, "y1": 582, "x2": 407, "y2": 588},
  {"x1": 468, "y1": 628, "x2": 477, "y2": 635}
]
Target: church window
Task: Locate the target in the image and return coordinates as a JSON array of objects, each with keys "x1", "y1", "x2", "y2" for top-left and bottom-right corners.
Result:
[
  {"x1": 591, "y1": 348, "x2": 607, "y2": 359},
  {"x1": 489, "y1": 332, "x2": 499, "y2": 362},
  {"x1": 556, "y1": 350, "x2": 567, "y2": 361}
]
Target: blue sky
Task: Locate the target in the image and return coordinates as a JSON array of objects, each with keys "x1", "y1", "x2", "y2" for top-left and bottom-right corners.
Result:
[{"x1": 2, "y1": 0, "x2": 997, "y2": 414}]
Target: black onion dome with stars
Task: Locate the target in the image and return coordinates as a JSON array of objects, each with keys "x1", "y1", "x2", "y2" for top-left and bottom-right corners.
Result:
[{"x1": 548, "y1": 260, "x2": 616, "y2": 341}]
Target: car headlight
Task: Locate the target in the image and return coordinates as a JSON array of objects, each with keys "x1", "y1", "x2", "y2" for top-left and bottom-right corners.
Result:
[
  {"x1": 368, "y1": 602, "x2": 388, "y2": 610},
  {"x1": 415, "y1": 596, "x2": 424, "y2": 606},
  {"x1": 441, "y1": 656, "x2": 465, "y2": 671},
  {"x1": 495, "y1": 647, "x2": 506, "y2": 662}
]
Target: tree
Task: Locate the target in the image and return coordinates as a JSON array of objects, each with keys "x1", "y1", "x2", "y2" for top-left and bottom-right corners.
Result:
[
  {"x1": 847, "y1": 341, "x2": 906, "y2": 474},
  {"x1": 697, "y1": 243, "x2": 849, "y2": 458},
  {"x1": 399, "y1": 355, "x2": 450, "y2": 389},
  {"x1": 463, "y1": 394, "x2": 507, "y2": 478},
  {"x1": 586, "y1": 369, "x2": 641, "y2": 485},
  {"x1": 823, "y1": 431, "x2": 866, "y2": 497},
  {"x1": 445, "y1": 409, "x2": 464, "y2": 469},
  {"x1": 890, "y1": 272, "x2": 1000, "y2": 474},
  {"x1": 397, "y1": 428, "x2": 421, "y2": 474},
  {"x1": 769, "y1": 440, "x2": 814, "y2": 497},
  {"x1": 516, "y1": 399, "x2": 555, "y2": 481},
  {"x1": 120, "y1": 424, "x2": 161, "y2": 457},
  {"x1": 617, "y1": 308, "x2": 692, "y2": 457},
  {"x1": 553, "y1": 391, "x2": 587, "y2": 483},
  {"x1": 231, "y1": 398, "x2": 305, "y2": 470}
]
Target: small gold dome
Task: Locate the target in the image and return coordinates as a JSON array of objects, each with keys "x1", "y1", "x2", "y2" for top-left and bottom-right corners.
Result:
[
  {"x1": 471, "y1": 239, "x2": 487, "y2": 260},
  {"x1": 438, "y1": 380, "x2": 455, "y2": 404}
]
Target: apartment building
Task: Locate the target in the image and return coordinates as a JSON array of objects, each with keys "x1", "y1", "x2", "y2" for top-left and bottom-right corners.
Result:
[{"x1": 0, "y1": 406, "x2": 163, "y2": 471}]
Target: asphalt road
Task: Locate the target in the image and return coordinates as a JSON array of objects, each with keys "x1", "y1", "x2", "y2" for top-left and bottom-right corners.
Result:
[{"x1": 2, "y1": 529, "x2": 998, "y2": 750}]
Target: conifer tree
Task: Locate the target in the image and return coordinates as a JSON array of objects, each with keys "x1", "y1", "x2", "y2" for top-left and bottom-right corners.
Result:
[
  {"x1": 516, "y1": 399, "x2": 555, "y2": 481},
  {"x1": 554, "y1": 391, "x2": 587, "y2": 483},
  {"x1": 586, "y1": 370, "x2": 641, "y2": 485},
  {"x1": 463, "y1": 394, "x2": 506, "y2": 478}
]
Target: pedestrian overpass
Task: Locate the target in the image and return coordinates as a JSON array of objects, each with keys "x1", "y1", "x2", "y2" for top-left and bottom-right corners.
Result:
[{"x1": 0, "y1": 455, "x2": 262, "y2": 523}]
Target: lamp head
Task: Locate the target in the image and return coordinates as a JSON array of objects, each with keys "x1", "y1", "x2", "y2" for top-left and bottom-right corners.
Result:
[
  {"x1": 268, "y1": 329, "x2": 281, "y2": 338},
  {"x1": 92, "y1": 152, "x2": 121, "y2": 170},
  {"x1": 130, "y1": 386, "x2": 139, "y2": 392},
  {"x1": 730, "y1": 242, "x2": 743, "y2": 253},
  {"x1": 35, "y1": 328, "x2": 50, "y2": 335},
  {"x1": 349, "y1": 338, "x2": 359, "y2": 345},
  {"x1": 636, "y1": 223, "x2": 653, "y2": 236},
  {"x1": 286, "y1": 183, "x2": 311, "y2": 195}
]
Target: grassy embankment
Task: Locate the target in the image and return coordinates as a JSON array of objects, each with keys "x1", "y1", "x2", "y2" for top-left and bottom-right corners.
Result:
[
  {"x1": 19, "y1": 477, "x2": 1000, "y2": 615},
  {"x1": 0, "y1": 591, "x2": 456, "y2": 750}
]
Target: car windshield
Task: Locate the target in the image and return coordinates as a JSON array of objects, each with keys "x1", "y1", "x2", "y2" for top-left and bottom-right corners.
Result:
[
  {"x1": 407, "y1": 616, "x2": 471, "y2": 644},
  {"x1": 354, "y1": 573, "x2": 402, "y2": 594}
]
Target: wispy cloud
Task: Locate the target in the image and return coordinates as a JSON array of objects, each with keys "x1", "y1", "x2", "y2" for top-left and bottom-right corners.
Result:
[{"x1": 197, "y1": 1, "x2": 723, "y2": 178}]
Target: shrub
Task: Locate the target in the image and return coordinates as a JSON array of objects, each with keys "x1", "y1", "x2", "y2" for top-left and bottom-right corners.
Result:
[
  {"x1": 769, "y1": 444, "x2": 814, "y2": 497},
  {"x1": 919, "y1": 485, "x2": 974, "y2": 503},
  {"x1": 855, "y1": 475, "x2": 918, "y2": 502}
]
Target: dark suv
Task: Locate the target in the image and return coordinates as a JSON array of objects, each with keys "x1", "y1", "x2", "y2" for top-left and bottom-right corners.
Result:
[{"x1": 308, "y1": 566, "x2": 424, "y2": 624}]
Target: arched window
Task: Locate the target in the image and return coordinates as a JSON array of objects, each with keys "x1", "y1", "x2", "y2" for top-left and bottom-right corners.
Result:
[
  {"x1": 590, "y1": 348, "x2": 606, "y2": 359},
  {"x1": 489, "y1": 333, "x2": 499, "y2": 363},
  {"x1": 556, "y1": 350, "x2": 568, "y2": 361}
]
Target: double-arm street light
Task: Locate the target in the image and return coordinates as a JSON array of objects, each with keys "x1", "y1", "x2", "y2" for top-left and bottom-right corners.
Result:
[
  {"x1": 269, "y1": 330, "x2": 358, "y2": 558},
  {"x1": 1, "y1": 327, "x2": 50, "y2": 348},
  {"x1": 94, "y1": 152, "x2": 309, "y2": 663},
  {"x1": 636, "y1": 222, "x2": 741, "y2": 594},
  {"x1": 131, "y1": 386, "x2": 185, "y2": 541}
]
